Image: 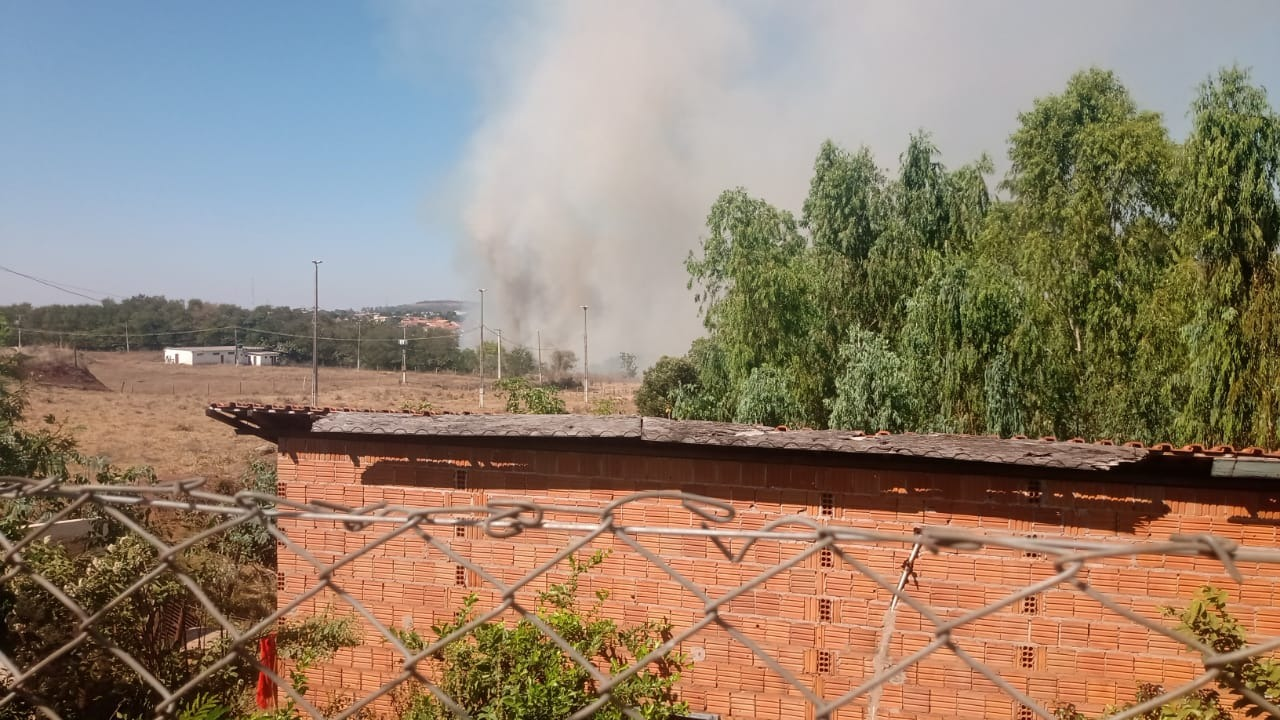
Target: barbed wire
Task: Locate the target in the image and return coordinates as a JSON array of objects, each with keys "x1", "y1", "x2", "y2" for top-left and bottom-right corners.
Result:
[{"x1": 2, "y1": 474, "x2": 1279, "y2": 720}]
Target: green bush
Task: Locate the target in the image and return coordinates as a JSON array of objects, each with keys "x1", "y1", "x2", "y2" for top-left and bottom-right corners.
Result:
[
  {"x1": 394, "y1": 551, "x2": 689, "y2": 720},
  {"x1": 1055, "y1": 586, "x2": 1280, "y2": 719},
  {"x1": 635, "y1": 356, "x2": 697, "y2": 418},
  {"x1": 495, "y1": 377, "x2": 567, "y2": 414},
  {"x1": 589, "y1": 396, "x2": 622, "y2": 415}
]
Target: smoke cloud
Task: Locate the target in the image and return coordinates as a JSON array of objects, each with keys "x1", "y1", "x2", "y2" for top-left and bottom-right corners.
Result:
[{"x1": 423, "y1": 0, "x2": 1276, "y2": 368}]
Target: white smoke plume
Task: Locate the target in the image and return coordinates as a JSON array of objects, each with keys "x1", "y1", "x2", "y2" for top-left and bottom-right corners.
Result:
[{"x1": 407, "y1": 0, "x2": 1273, "y2": 368}]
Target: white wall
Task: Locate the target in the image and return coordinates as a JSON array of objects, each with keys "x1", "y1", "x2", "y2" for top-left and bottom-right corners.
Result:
[{"x1": 163, "y1": 348, "x2": 236, "y2": 365}]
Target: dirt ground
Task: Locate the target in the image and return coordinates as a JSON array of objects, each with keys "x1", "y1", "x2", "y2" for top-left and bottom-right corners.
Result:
[{"x1": 13, "y1": 349, "x2": 638, "y2": 486}]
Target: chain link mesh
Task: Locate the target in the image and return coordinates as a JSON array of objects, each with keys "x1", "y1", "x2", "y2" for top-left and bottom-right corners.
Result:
[{"x1": 3, "y1": 474, "x2": 1279, "y2": 720}]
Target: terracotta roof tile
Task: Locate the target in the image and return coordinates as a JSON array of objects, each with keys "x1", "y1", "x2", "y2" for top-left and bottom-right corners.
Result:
[{"x1": 205, "y1": 404, "x2": 1280, "y2": 467}]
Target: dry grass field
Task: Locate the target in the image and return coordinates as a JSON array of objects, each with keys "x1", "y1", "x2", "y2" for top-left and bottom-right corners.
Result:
[{"x1": 14, "y1": 349, "x2": 638, "y2": 486}]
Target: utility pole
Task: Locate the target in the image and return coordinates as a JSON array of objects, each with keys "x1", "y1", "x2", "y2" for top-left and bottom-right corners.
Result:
[
  {"x1": 478, "y1": 288, "x2": 485, "y2": 408},
  {"x1": 581, "y1": 305, "x2": 589, "y2": 405},
  {"x1": 536, "y1": 330, "x2": 542, "y2": 384},
  {"x1": 125, "y1": 321, "x2": 130, "y2": 353},
  {"x1": 356, "y1": 320, "x2": 362, "y2": 371},
  {"x1": 401, "y1": 326, "x2": 407, "y2": 385},
  {"x1": 496, "y1": 329, "x2": 503, "y2": 380},
  {"x1": 312, "y1": 260, "x2": 322, "y2": 407},
  {"x1": 16, "y1": 316, "x2": 21, "y2": 349}
]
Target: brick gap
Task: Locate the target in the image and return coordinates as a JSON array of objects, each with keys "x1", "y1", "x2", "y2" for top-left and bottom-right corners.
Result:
[
  {"x1": 1020, "y1": 595, "x2": 1040, "y2": 615},
  {"x1": 1018, "y1": 644, "x2": 1036, "y2": 670}
]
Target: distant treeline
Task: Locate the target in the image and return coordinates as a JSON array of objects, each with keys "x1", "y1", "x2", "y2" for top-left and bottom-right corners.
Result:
[
  {"x1": 0, "y1": 296, "x2": 509, "y2": 374},
  {"x1": 658, "y1": 66, "x2": 1280, "y2": 448}
]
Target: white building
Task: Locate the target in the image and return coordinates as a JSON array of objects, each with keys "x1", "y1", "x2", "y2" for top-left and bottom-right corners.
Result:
[{"x1": 245, "y1": 350, "x2": 282, "y2": 366}]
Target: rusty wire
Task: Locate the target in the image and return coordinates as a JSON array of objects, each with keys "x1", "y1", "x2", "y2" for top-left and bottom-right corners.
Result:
[{"x1": 2, "y1": 474, "x2": 1279, "y2": 720}]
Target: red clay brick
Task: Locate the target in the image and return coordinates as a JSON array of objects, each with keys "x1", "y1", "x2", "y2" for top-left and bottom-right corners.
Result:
[{"x1": 272, "y1": 440, "x2": 1280, "y2": 719}]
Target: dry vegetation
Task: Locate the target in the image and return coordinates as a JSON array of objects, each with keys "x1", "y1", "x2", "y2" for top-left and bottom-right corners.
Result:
[{"x1": 15, "y1": 349, "x2": 638, "y2": 485}]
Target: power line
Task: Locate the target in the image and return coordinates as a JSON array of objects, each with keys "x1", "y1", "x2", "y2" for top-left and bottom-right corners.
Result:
[
  {"x1": 0, "y1": 264, "x2": 122, "y2": 302},
  {"x1": 12, "y1": 324, "x2": 478, "y2": 344},
  {"x1": 14, "y1": 325, "x2": 240, "y2": 339}
]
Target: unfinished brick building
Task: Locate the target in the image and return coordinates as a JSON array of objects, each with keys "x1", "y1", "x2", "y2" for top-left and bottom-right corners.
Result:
[{"x1": 208, "y1": 404, "x2": 1280, "y2": 720}]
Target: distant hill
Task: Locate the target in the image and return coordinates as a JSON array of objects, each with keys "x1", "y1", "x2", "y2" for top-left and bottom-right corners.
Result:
[{"x1": 374, "y1": 299, "x2": 469, "y2": 316}]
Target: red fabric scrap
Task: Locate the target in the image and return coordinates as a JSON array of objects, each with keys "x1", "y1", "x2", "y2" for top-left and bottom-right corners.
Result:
[{"x1": 256, "y1": 634, "x2": 278, "y2": 709}]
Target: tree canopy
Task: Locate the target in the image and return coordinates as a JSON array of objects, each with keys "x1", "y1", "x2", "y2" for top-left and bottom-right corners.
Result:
[{"x1": 671, "y1": 65, "x2": 1280, "y2": 447}]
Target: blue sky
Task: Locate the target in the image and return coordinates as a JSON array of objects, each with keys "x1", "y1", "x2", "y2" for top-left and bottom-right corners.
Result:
[
  {"x1": 1, "y1": 1, "x2": 491, "y2": 309},
  {"x1": 2, "y1": 0, "x2": 1279, "y2": 351}
]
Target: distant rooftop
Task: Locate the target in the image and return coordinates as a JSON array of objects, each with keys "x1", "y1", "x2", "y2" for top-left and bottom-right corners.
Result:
[{"x1": 166, "y1": 346, "x2": 266, "y2": 352}]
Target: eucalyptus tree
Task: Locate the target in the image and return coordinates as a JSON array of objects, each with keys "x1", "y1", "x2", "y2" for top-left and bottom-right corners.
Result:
[
  {"x1": 686, "y1": 188, "x2": 818, "y2": 423},
  {"x1": 863, "y1": 133, "x2": 955, "y2": 341},
  {"x1": 1176, "y1": 66, "x2": 1280, "y2": 447},
  {"x1": 1001, "y1": 68, "x2": 1177, "y2": 439},
  {"x1": 797, "y1": 142, "x2": 890, "y2": 424},
  {"x1": 828, "y1": 327, "x2": 912, "y2": 433}
]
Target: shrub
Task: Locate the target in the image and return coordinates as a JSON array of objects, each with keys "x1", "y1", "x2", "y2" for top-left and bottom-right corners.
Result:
[
  {"x1": 1054, "y1": 586, "x2": 1279, "y2": 719},
  {"x1": 394, "y1": 551, "x2": 689, "y2": 720},
  {"x1": 495, "y1": 377, "x2": 567, "y2": 414},
  {"x1": 635, "y1": 356, "x2": 697, "y2": 418},
  {"x1": 589, "y1": 396, "x2": 622, "y2": 415}
]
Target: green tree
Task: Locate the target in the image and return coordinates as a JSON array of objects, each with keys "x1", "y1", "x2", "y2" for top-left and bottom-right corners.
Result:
[
  {"x1": 1175, "y1": 66, "x2": 1280, "y2": 447},
  {"x1": 504, "y1": 346, "x2": 537, "y2": 377},
  {"x1": 899, "y1": 254, "x2": 1021, "y2": 433},
  {"x1": 732, "y1": 364, "x2": 803, "y2": 427},
  {"x1": 1002, "y1": 68, "x2": 1177, "y2": 439},
  {"x1": 686, "y1": 189, "x2": 819, "y2": 423},
  {"x1": 827, "y1": 328, "x2": 913, "y2": 433},
  {"x1": 634, "y1": 356, "x2": 697, "y2": 418},
  {"x1": 670, "y1": 338, "x2": 735, "y2": 422}
]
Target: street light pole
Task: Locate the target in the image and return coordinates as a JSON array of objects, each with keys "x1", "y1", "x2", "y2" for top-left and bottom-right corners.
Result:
[
  {"x1": 581, "y1": 305, "x2": 589, "y2": 405},
  {"x1": 312, "y1": 260, "x2": 322, "y2": 407},
  {"x1": 478, "y1": 288, "x2": 486, "y2": 408},
  {"x1": 496, "y1": 328, "x2": 503, "y2": 380}
]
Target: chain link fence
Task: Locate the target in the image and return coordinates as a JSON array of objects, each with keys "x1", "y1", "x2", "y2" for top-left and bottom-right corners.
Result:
[{"x1": 3, "y1": 474, "x2": 1280, "y2": 720}]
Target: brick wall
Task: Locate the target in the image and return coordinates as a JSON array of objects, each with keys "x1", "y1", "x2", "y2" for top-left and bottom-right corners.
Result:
[{"x1": 274, "y1": 436, "x2": 1280, "y2": 719}]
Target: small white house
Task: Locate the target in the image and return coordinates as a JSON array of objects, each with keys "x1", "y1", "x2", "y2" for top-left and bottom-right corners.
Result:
[
  {"x1": 163, "y1": 346, "x2": 240, "y2": 365},
  {"x1": 245, "y1": 350, "x2": 282, "y2": 367}
]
